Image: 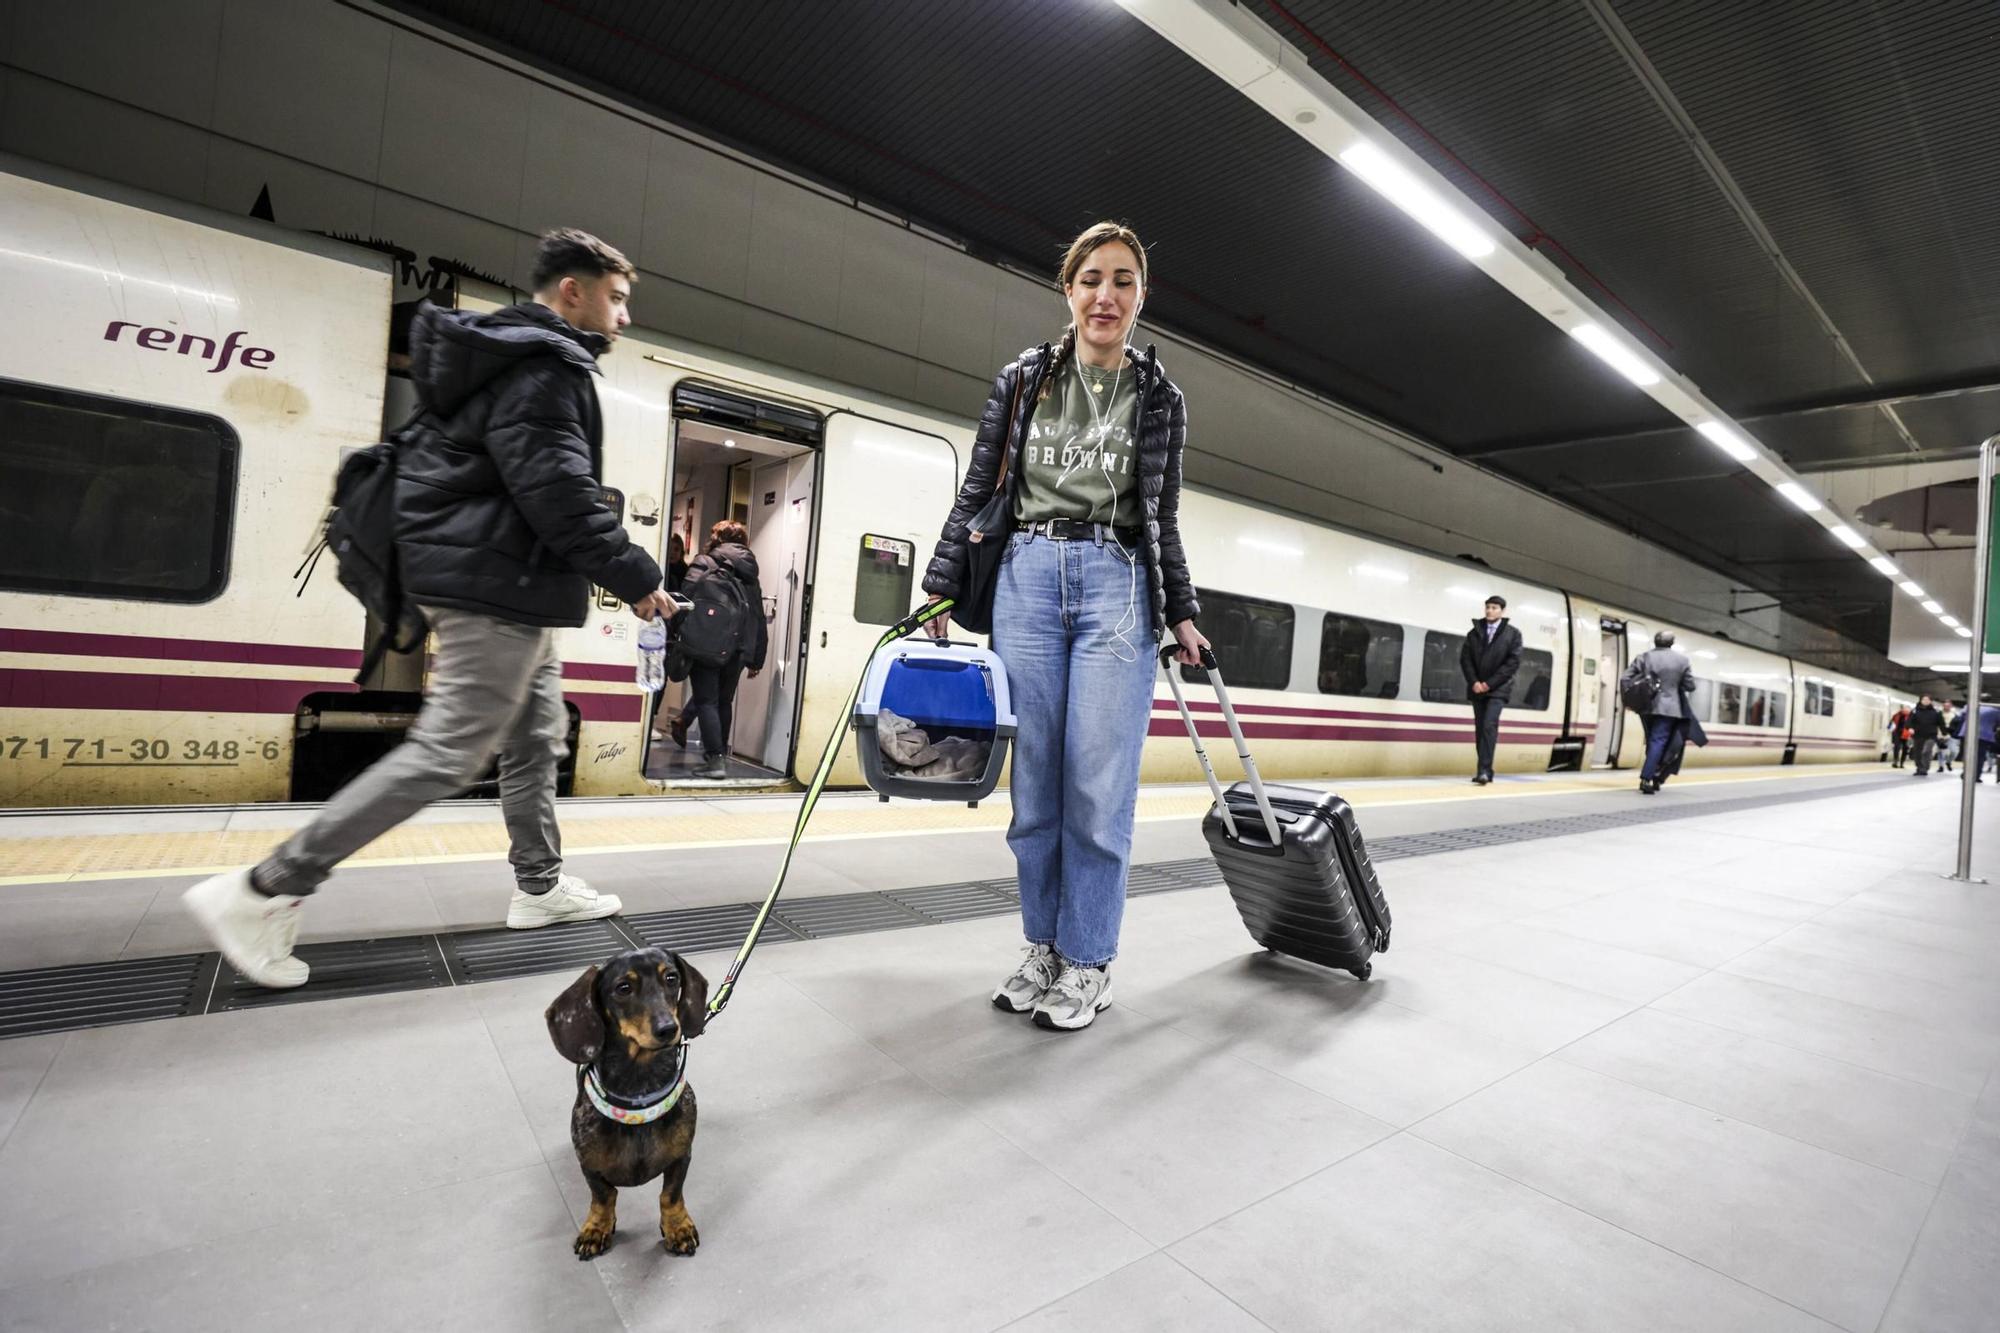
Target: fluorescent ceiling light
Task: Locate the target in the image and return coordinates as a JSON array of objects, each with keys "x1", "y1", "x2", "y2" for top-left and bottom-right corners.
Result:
[
  {"x1": 1900, "y1": 580, "x2": 1926, "y2": 597},
  {"x1": 1567, "y1": 322, "x2": 1660, "y2": 387},
  {"x1": 1774, "y1": 481, "x2": 1822, "y2": 513},
  {"x1": 1923, "y1": 600, "x2": 1945, "y2": 615},
  {"x1": 1335, "y1": 143, "x2": 1495, "y2": 260},
  {"x1": 1940, "y1": 615, "x2": 1961, "y2": 628},
  {"x1": 1869, "y1": 556, "x2": 1900, "y2": 577},
  {"x1": 1827, "y1": 525, "x2": 1865, "y2": 548},
  {"x1": 1356, "y1": 563, "x2": 1410, "y2": 582},
  {"x1": 1695, "y1": 421, "x2": 1756, "y2": 461},
  {"x1": 1954, "y1": 627, "x2": 1975, "y2": 638}
]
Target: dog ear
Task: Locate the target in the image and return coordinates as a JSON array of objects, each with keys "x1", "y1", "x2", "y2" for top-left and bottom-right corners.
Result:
[
  {"x1": 674, "y1": 954, "x2": 710, "y2": 1041},
  {"x1": 545, "y1": 965, "x2": 605, "y2": 1064}
]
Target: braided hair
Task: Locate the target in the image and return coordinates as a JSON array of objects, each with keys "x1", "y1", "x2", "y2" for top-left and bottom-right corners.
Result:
[{"x1": 1038, "y1": 324, "x2": 1078, "y2": 404}]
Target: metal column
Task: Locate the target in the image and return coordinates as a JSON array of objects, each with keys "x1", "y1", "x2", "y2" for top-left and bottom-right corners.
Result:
[{"x1": 1950, "y1": 434, "x2": 2000, "y2": 882}]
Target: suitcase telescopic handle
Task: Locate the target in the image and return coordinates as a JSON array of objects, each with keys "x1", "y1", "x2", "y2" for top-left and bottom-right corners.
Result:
[{"x1": 1159, "y1": 646, "x2": 1282, "y2": 845}]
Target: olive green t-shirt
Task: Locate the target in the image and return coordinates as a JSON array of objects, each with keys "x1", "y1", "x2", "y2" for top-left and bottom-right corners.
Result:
[{"x1": 1012, "y1": 359, "x2": 1143, "y2": 528}]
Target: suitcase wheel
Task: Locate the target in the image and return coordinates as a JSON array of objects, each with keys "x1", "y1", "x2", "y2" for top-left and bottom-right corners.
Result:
[{"x1": 1351, "y1": 962, "x2": 1372, "y2": 982}]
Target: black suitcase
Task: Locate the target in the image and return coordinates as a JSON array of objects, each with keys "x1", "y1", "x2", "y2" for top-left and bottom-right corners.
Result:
[{"x1": 1163, "y1": 649, "x2": 1393, "y2": 979}]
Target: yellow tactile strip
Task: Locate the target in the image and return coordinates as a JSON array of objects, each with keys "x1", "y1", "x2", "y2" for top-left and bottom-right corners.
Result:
[{"x1": 0, "y1": 764, "x2": 1885, "y2": 885}]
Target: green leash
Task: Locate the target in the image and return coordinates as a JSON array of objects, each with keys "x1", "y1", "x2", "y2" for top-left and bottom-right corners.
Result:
[{"x1": 703, "y1": 597, "x2": 956, "y2": 1023}]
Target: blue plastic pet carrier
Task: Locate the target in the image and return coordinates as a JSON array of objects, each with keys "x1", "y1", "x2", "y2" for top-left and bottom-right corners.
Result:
[{"x1": 853, "y1": 640, "x2": 1015, "y2": 805}]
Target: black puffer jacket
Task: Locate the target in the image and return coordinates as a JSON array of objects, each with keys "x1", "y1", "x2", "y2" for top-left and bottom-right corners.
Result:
[
  {"x1": 923, "y1": 342, "x2": 1198, "y2": 635},
  {"x1": 683, "y1": 543, "x2": 768, "y2": 671},
  {"x1": 396, "y1": 303, "x2": 663, "y2": 627}
]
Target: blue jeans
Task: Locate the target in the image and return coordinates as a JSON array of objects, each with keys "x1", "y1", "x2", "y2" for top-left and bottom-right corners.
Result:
[
  {"x1": 991, "y1": 531, "x2": 1157, "y2": 968},
  {"x1": 1641, "y1": 714, "x2": 1685, "y2": 783}
]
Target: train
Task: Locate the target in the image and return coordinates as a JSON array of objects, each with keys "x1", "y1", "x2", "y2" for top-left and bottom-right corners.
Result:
[{"x1": 0, "y1": 157, "x2": 1897, "y2": 810}]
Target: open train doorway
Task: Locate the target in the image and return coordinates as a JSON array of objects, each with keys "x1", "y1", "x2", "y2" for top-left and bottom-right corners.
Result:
[
  {"x1": 1589, "y1": 617, "x2": 1627, "y2": 767},
  {"x1": 646, "y1": 383, "x2": 822, "y2": 785}
]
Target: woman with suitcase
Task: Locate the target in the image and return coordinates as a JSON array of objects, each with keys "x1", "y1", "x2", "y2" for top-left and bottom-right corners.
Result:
[{"x1": 921, "y1": 222, "x2": 1208, "y2": 1031}]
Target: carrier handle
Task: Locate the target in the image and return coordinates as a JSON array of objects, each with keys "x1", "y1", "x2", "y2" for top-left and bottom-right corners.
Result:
[{"x1": 1159, "y1": 646, "x2": 1282, "y2": 846}]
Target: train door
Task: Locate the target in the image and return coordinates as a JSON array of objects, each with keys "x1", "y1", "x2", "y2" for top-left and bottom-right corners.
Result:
[
  {"x1": 1589, "y1": 617, "x2": 1627, "y2": 766},
  {"x1": 732, "y1": 451, "x2": 818, "y2": 772},
  {"x1": 645, "y1": 383, "x2": 823, "y2": 784}
]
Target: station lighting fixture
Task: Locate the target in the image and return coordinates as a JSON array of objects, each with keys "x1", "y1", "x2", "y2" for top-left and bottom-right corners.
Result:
[
  {"x1": 1774, "y1": 482, "x2": 1822, "y2": 512},
  {"x1": 1955, "y1": 627, "x2": 1975, "y2": 638},
  {"x1": 1869, "y1": 556, "x2": 1901, "y2": 578},
  {"x1": 1827, "y1": 524, "x2": 1865, "y2": 548},
  {"x1": 1923, "y1": 600, "x2": 1945, "y2": 615},
  {"x1": 1114, "y1": 0, "x2": 1910, "y2": 606},
  {"x1": 1335, "y1": 143, "x2": 1495, "y2": 259},
  {"x1": 1900, "y1": 580, "x2": 1926, "y2": 597},
  {"x1": 1941, "y1": 615, "x2": 1962, "y2": 629},
  {"x1": 1567, "y1": 323, "x2": 1661, "y2": 387},
  {"x1": 1695, "y1": 422, "x2": 1757, "y2": 461}
]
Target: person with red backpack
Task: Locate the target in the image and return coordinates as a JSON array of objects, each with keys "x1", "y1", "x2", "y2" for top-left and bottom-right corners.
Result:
[
  {"x1": 667, "y1": 520, "x2": 768, "y2": 779},
  {"x1": 1888, "y1": 705, "x2": 1911, "y2": 768}
]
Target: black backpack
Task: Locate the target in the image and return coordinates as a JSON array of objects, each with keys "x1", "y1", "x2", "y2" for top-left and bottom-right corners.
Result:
[
  {"x1": 295, "y1": 416, "x2": 428, "y2": 684},
  {"x1": 1620, "y1": 652, "x2": 1662, "y2": 714},
  {"x1": 673, "y1": 570, "x2": 748, "y2": 671}
]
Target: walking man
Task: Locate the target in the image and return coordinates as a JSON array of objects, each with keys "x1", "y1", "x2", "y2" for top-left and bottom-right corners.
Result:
[
  {"x1": 1626, "y1": 630, "x2": 1694, "y2": 795},
  {"x1": 184, "y1": 229, "x2": 675, "y2": 988},
  {"x1": 1459, "y1": 595, "x2": 1522, "y2": 785},
  {"x1": 1907, "y1": 694, "x2": 1944, "y2": 777}
]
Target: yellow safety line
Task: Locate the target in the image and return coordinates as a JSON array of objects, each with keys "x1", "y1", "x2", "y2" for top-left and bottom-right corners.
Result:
[{"x1": 0, "y1": 763, "x2": 1888, "y2": 887}]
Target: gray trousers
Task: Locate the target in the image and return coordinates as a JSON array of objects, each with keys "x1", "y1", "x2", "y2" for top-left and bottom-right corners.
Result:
[{"x1": 258, "y1": 606, "x2": 568, "y2": 896}]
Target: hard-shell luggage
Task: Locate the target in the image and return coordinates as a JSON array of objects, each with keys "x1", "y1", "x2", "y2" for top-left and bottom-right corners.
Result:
[{"x1": 1163, "y1": 648, "x2": 1392, "y2": 979}]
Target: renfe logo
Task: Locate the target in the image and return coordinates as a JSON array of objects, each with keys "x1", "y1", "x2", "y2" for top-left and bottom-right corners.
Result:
[{"x1": 103, "y1": 321, "x2": 276, "y2": 372}]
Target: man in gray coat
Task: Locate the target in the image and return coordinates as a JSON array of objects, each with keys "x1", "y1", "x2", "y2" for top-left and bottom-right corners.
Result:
[{"x1": 1627, "y1": 630, "x2": 1694, "y2": 795}]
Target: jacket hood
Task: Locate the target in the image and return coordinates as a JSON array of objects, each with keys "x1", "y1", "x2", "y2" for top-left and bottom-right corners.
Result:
[
  {"x1": 700, "y1": 542, "x2": 759, "y2": 583},
  {"x1": 408, "y1": 303, "x2": 607, "y2": 417}
]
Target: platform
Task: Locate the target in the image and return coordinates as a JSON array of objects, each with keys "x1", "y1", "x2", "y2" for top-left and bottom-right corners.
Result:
[{"x1": 0, "y1": 764, "x2": 1996, "y2": 1331}]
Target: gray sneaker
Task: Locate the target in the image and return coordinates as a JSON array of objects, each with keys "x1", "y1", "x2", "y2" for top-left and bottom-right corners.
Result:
[
  {"x1": 1033, "y1": 963, "x2": 1113, "y2": 1031},
  {"x1": 991, "y1": 943, "x2": 1061, "y2": 1013}
]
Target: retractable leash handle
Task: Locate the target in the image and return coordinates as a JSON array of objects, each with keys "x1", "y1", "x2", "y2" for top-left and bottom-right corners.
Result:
[
  {"x1": 1161, "y1": 646, "x2": 1283, "y2": 846},
  {"x1": 702, "y1": 596, "x2": 955, "y2": 1026}
]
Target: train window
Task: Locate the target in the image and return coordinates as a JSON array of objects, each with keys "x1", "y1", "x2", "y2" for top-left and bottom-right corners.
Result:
[
  {"x1": 1802, "y1": 681, "x2": 1820, "y2": 715},
  {"x1": 1419, "y1": 631, "x2": 1463, "y2": 702},
  {"x1": 1821, "y1": 686, "x2": 1838, "y2": 717},
  {"x1": 853, "y1": 534, "x2": 915, "y2": 626},
  {"x1": 1514, "y1": 649, "x2": 1554, "y2": 711},
  {"x1": 1767, "y1": 691, "x2": 1788, "y2": 728},
  {"x1": 1687, "y1": 677, "x2": 1716, "y2": 722},
  {"x1": 1185, "y1": 588, "x2": 1293, "y2": 690},
  {"x1": 1717, "y1": 682, "x2": 1744, "y2": 725},
  {"x1": 1745, "y1": 688, "x2": 1768, "y2": 728},
  {"x1": 0, "y1": 380, "x2": 236, "y2": 602},
  {"x1": 1318, "y1": 613, "x2": 1402, "y2": 699}
]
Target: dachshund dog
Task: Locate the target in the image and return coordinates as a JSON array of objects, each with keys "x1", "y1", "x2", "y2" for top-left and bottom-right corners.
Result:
[{"x1": 545, "y1": 947, "x2": 708, "y2": 1260}]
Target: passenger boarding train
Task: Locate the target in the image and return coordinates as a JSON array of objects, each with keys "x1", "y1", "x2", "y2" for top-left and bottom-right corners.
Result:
[{"x1": 0, "y1": 159, "x2": 1897, "y2": 809}]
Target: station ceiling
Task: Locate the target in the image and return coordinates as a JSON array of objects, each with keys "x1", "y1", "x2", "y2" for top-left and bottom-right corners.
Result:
[{"x1": 392, "y1": 0, "x2": 2000, "y2": 651}]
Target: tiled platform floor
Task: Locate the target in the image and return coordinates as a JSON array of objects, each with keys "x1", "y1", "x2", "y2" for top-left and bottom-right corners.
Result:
[{"x1": 0, "y1": 771, "x2": 1996, "y2": 1330}]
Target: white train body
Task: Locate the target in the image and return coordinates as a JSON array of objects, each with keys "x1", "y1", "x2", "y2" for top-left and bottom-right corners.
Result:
[{"x1": 0, "y1": 162, "x2": 1895, "y2": 809}]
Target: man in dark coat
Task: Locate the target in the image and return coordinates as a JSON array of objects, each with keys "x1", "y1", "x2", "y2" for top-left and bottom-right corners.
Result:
[
  {"x1": 183, "y1": 229, "x2": 673, "y2": 990},
  {"x1": 1907, "y1": 694, "x2": 1945, "y2": 777},
  {"x1": 1626, "y1": 630, "x2": 1699, "y2": 794},
  {"x1": 1459, "y1": 595, "x2": 1523, "y2": 785}
]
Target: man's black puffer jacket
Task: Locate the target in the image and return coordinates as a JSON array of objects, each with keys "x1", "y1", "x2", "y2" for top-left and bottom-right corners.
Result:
[
  {"x1": 396, "y1": 303, "x2": 662, "y2": 627},
  {"x1": 922, "y1": 342, "x2": 1199, "y2": 636},
  {"x1": 682, "y1": 543, "x2": 769, "y2": 671}
]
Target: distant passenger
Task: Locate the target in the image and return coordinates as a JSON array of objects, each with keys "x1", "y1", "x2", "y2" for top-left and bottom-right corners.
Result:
[
  {"x1": 1459, "y1": 595, "x2": 1522, "y2": 785},
  {"x1": 921, "y1": 220, "x2": 1209, "y2": 1032},
  {"x1": 183, "y1": 228, "x2": 675, "y2": 989},
  {"x1": 1907, "y1": 694, "x2": 1944, "y2": 777},
  {"x1": 1889, "y1": 705, "x2": 1911, "y2": 768},
  {"x1": 1939, "y1": 700, "x2": 1960, "y2": 772},
  {"x1": 1626, "y1": 630, "x2": 1697, "y2": 795},
  {"x1": 669, "y1": 520, "x2": 768, "y2": 780},
  {"x1": 1978, "y1": 704, "x2": 2000, "y2": 782}
]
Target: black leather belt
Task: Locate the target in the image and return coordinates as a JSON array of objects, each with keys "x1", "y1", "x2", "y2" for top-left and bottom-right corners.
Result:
[{"x1": 1021, "y1": 518, "x2": 1142, "y2": 544}]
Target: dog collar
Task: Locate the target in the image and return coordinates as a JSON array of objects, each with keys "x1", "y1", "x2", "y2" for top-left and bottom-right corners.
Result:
[{"x1": 584, "y1": 1047, "x2": 687, "y2": 1125}]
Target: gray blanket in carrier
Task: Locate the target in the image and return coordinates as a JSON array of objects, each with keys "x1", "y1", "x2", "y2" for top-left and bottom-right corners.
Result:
[{"x1": 875, "y1": 708, "x2": 990, "y2": 781}]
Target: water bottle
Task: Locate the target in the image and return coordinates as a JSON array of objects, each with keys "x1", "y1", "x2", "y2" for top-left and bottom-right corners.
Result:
[{"x1": 635, "y1": 616, "x2": 667, "y2": 692}]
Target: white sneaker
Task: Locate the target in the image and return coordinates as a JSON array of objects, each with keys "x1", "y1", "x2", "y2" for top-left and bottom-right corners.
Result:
[
  {"x1": 182, "y1": 868, "x2": 309, "y2": 989},
  {"x1": 1032, "y1": 963, "x2": 1113, "y2": 1031},
  {"x1": 506, "y1": 873, "x2": 622, "y2": 930},
  {"x1": 991, "y1": 942, "x2": 1062, "y2": 1013}
]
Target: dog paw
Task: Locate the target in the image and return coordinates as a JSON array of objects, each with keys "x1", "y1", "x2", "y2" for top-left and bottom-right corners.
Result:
[
  {"x1": 661, "y1": 1217, "x2": 700, "y2": 1256},
  {"x1": 574, "y1": 1224, "x2": 615, "y2": 1260}
]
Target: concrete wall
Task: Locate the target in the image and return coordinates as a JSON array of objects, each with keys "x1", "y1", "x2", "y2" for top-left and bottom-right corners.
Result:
[{"x1": 0, "y1": 0, "x2": 1927, "y2": 687}]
